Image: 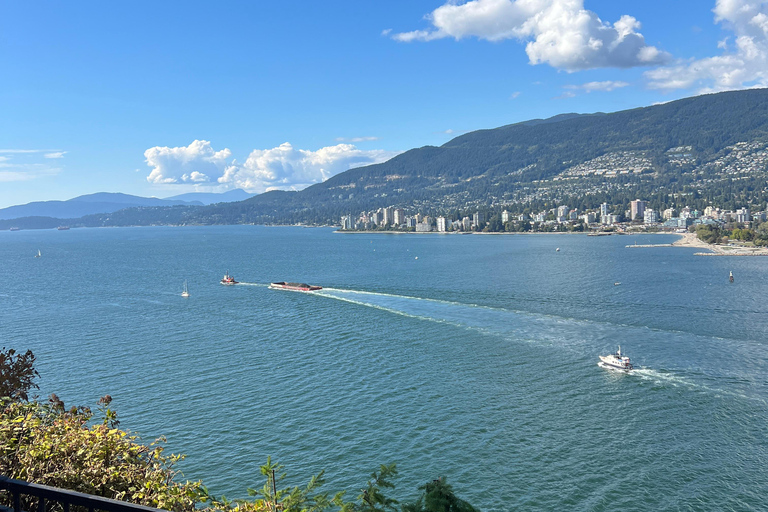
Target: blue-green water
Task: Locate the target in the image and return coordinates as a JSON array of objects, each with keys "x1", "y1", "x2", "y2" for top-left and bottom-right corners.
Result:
[{"x1": 1, "y1": 226, "x2": 766, "y2": 511}]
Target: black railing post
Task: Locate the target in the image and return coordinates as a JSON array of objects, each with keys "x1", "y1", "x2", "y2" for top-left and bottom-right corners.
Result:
[
  {"x1": 12, "y1": 490, "x2": 20, "y2": 512},
  {"x1": 37, "y1": 496, "x2": 45, "y2": 512}
]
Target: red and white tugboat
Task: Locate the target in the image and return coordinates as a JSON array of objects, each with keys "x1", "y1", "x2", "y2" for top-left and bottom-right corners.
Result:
[
  {"x1": 220, "y1": 271, "x2": 238, "y2": 285},
  {"x1": 269, "y1": 281, "x2": 322, "y2": 292},
  {"x1": 598, "y1": 346, "x2": 634, "y2": 372}
]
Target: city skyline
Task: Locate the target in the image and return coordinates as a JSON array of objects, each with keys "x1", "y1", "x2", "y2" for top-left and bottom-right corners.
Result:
[{"x1": 2, "y1": 1, "x2": 768, "y2": 208}]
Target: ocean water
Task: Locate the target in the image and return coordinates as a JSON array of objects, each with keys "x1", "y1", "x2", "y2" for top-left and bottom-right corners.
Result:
[{"x1": 1, "y1": 226, "x2": 766, "y2": 511}]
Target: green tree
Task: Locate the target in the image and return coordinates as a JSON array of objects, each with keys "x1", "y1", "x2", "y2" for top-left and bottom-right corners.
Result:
[
  {"x1": 0, "y1": 347, "x2": 39, "y2": 401},
  {"x1": 340, "y1": 464, "x2": 398, "y2": 512},
  {"x1": 401, "y1": 478, "x2": 479, "y2": 512}
]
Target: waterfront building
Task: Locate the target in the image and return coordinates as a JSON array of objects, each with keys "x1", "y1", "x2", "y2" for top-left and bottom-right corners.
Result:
[
  {"x1": 663, "y1": 208, "x2": 676, "y2": 220},
  {"x1": 406, "y1": 217, "x2": 417, "y2": 228},
  {"x1": 462, "y1": 216, "x2": 471, "y2": 231},
  {"x1": 393, "y1": 208, "x2": 405, "y2": 226},
  {"x1": 600, "y1": 202, "x2": 610, "y2": 219},
  {"x1": 436, "y1": 216, "x2": 449, "y2": 232},
  {"x1": 582, "y1": 212, "x2": 596, "y2": 224},
  {"x1": 382, "y1": 207, "x2": 394, "y2": 226},
  {"x1": 557, "y1": 205, "x2": 569, "y2": 218},
  {"x1": 472, "y1": 212, "x2": 485, "y2": 228},
  {"x1": 644, "y1": 209, "x2": 658, "y2": 224},
  {"x1": 518, "y1": 213, "x2": 529, "y2": 222},
  {"x1": 415, "y1": 222, "x2": 432, "y2": 232},
  {"x1": 341, "y1": 215, "x2": 353, "y2": 230},
  {"x1": 534, "y1": 212, "x2": 547, "y2": 223},
  {"x1": 630, "y1": 199, "x2": 647, "y2": 221},
  {"x1": 371, "y1": 210, "x2": 382, "y2": 226},
  {"x1": 680, "y1": 206, "x2": 692, "y2": 219},
  {"x1": 501, "y1": 210, "x2": 511, "y2": 223},
  {"x1": 603, "y1": 214, "x2": 620, "y2": 225},
  {"x1": 569, "y1": 209, "x2": 578, "y2": 220}
]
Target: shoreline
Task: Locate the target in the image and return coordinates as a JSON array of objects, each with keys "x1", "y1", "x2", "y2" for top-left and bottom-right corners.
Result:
[{"x1": 671, "y1": 232, "x2": 768, "y2": 256}]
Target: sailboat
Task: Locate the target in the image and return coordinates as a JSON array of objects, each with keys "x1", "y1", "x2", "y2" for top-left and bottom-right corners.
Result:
[
  {"x1": 35, "y1": 249, "x2": 41, "y2": 258},
  {"x1": 181, "y1": 280, "x2": 190, "y2": 298}
]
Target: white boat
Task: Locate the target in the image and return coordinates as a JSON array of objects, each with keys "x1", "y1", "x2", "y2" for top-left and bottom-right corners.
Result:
[
  {"x1": 181, "y1": 280, "x2": 190, "y2": 298},
  {"x1": 598, "y1": 346, "x2": 633, "y2": 372},
  {"x1": 35, "y1": 249, "x2": 41, "y2": 258}
]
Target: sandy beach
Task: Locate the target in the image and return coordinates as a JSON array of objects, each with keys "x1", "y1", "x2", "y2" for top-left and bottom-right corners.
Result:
[{"x1": 672, "y1": 232, "x2": 768, "y2": 256}]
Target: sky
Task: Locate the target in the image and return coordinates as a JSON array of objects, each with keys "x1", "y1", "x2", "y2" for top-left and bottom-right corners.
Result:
[{"x1": 1, "y1": 0, "x2": 768, "y2": 208}]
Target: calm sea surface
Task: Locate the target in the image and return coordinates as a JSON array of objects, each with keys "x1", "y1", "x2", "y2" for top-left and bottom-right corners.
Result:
[{"x1": 1, "y1": 226, "x2": 766, "y2": 511}]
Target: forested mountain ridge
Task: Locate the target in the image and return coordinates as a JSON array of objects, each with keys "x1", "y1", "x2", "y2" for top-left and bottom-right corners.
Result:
[{"x1": 4, "y1": 88, "x2": 768, "y2": 229}]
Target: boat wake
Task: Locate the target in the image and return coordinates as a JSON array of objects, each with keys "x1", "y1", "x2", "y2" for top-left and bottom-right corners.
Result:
[{"x1": 309, "y1": 287, "x2": 768, "y2": 405}]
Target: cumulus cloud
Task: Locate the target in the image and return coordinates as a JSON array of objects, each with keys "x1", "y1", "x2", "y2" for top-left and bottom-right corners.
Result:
[
  {"x1": 145, "y1": 140, "x2": 231, "y2": 184},
  {"x1": 392, "y1": 0, "x2": 670, "y2": 71},
  {"x1": 646, "y1": 0, "x2": 768, "y2": 91},
  {"x1": 44, "y1": 151, "x2": 66, "y2": 159},
  {"x1": 144, "y1": 140, "x2": 400, "y2": 193},
  {"x1": 218, "y1": 143, "x2": 399, "y2": 192}
]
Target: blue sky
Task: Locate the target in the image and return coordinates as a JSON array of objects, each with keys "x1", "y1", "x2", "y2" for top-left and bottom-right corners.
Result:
[{"x1": 1, "y1": 0, "x2": 767, "y2": 208}]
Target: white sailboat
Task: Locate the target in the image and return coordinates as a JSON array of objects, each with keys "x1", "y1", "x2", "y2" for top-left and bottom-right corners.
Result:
[
  {"x1": 181, "y1": 280, "x2": 190, "y2": 298},
  {"x1": 35, "y1": 249, "x2": 41, "y2": 258}
]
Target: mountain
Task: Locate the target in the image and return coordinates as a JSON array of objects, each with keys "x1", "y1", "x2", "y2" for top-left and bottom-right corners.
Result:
[
  {"x1": 0, "y1": 192, "x2": 202, "y2": 220},
  {"x1": 5, "y1": 88, "x2": 768, "y2": 230},
  {"x1": 163, "y1": 189, "x2": 254, "y2": 205}
]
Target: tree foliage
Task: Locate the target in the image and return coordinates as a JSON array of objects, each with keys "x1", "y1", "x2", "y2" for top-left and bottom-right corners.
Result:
[
  {"x1": 0, "y1": 347, "x2": 39, "y2": 401},
  {"x1": 401, "y1": 478, "x2": 478, "y2": 512},
  {"x1": 0, "y1": 396, "x2": 203, "y2": 512}
]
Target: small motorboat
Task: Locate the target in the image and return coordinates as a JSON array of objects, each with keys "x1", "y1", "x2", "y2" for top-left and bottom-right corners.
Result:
[
  {"x1": 270, "y1": 281, "x2": 322, "y2": 292},
  {"x1": 598, "y1": 346, "x2": 633, "y2": 372},
  {"x1": 221, "y1": 272, "x2": 238, "y2": 285}
]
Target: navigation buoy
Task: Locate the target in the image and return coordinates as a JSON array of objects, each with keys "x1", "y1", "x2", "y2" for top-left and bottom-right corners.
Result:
[
  {"x1": 729, "y1": 271, "x2": 734, "y2": 283},
  {"x1": 415, "y1": 256, "x2": 418, "y2": 260},
  {"x1": 556, "y1": 248, "x2": 560, "y2": 252}
]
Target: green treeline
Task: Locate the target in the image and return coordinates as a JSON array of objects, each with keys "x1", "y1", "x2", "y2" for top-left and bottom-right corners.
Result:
[{"x1": 0, "y1": 348, "x2": 480, "y2": 512}]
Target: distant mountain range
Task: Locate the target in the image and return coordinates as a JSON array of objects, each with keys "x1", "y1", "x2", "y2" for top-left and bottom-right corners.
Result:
[
  {"x1": 3, "y1": 88, "x2": 768, "y2": 230},
  {"x1": 164, "y1": 189, "x2": 254, "y2": 205},
  {"x1": 0, "y1": 190, "x2": 253, "y2": 221}
]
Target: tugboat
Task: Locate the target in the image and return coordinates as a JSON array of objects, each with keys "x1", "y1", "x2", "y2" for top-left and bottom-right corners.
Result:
[
  {"x1": 269, "y1": 281, "x2": 322, "y2": 292},
  {"x1": 598, "y1": 346, "x2": 634, "y2": 372},
  {"x1": 220, "y1": 272, "x2": 238, "y2": 285}
]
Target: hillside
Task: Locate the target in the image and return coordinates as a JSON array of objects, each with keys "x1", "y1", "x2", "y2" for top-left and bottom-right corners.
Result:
[
  {"x1": 5, "y1": 88, "x2": 768, "y2": 229},
  {"x1": 0, "y1": 192, "x2": 201, "y2": 221}
]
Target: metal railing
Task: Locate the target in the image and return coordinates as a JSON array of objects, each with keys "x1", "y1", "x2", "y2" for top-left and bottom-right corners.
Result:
[{"x1": 0, "y1": 476, "x2": 165, "y2": 512}]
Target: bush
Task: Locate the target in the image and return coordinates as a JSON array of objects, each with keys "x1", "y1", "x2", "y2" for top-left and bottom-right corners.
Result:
[{"x1": 0, "y1": 396, "x2": 203, "y2": 512}]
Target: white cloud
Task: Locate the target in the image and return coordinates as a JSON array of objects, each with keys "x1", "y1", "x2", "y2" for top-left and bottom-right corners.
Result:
[
  {"x1": 335, "y1": 136, "x2": 380, "y2": 142},
  {"x1": 44, "y1": 151, "x2": 66, "y2": 159},
  {"x1": 565, "y1": 80, "x2": 630, "y2": 92},
  {"x1": 0, "y1": 163, "x2": 61, "y2": 182},
  {"x1": 145, "y1": 140, "x2": 231, "y2": 184},
  {"x1": 510, "y1": 91, "x2": 521, "y2": 98},
  {"x1": 145, "y1": 140, "x2": 400, "y2": 193},
  {"x1": 646, "y1": 0, "x2": 768, "y2": 91},
  {"x1": 392, "y1": 0, "x2": 670, "y2": 71},
  {"x1": 0, "y1": 149, "x2": 61, "y2": 154}
]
